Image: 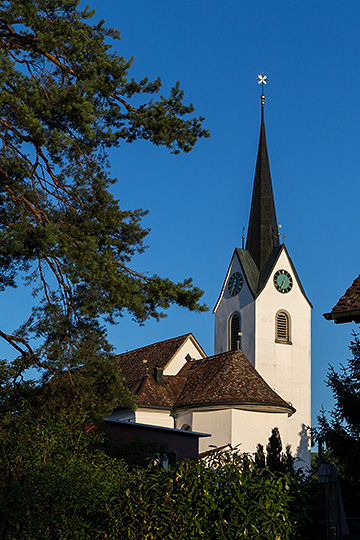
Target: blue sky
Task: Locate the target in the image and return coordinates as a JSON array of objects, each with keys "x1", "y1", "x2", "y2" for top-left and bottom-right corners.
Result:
[{"x1": 1, "y1": 0, "x2": 360, "y2": 430}]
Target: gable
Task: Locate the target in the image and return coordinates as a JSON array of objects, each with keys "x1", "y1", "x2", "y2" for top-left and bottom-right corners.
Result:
[
  {"x1": 257, "y1": 245, "x2": 312, "y2": 307},
  {"x1": 116, "y1": 333, "x2": 206, "y2": 410},
  {"x1": 117, "y1": 333, "x2": 205, "y2": 392},
  {"x1": 163, "y1": 334, "x2": 206, "y2": 375},
  {"x1": 213, "y1": 249, "x2": 256, "y2": 314}
]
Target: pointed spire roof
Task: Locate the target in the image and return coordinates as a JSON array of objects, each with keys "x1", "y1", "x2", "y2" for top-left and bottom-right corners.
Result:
[{"x1": 246, "y1": 104, "x2": 280, "y2": 271}]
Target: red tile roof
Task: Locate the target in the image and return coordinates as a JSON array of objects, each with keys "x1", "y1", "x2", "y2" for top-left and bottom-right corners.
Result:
[
  {"x1": 117, "y1": 336, "x2": 293, "y2": 414},
  {"x1": 174, "y1": 350, "x2": 293, "y2": 412},
  {"x1": 117, "y1": 334, "x2": 193, "y2": 392},
  {"x1": 136, "y1": 375, "x2": 187, "y2": 408},
  {"x1": 323, "y1": 275, "x2": 360, "y2": 324}
]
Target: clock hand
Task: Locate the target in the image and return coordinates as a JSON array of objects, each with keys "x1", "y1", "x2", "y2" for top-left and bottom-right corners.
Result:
[{"x1": 280, "y1": 277, "x2": 286, "y2": 289}]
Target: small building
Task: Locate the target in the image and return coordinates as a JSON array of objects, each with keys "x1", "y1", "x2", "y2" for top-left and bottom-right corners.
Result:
[{"x1": 104, "y1": 419, "x2": 210, "y2": 463}]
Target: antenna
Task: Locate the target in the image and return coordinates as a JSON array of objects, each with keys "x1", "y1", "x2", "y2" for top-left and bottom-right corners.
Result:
[{"x1": 242, "y1": 227, "x2": 245, "y2": 249}]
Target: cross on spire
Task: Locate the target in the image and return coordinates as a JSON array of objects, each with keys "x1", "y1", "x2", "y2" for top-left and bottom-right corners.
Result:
[{"x1": 256, "y1": 73, "x2": 269, "y2": 106}]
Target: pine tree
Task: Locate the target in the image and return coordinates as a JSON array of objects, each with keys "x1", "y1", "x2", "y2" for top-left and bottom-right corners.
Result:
[
  {"x1": 318, "y1": 332, "x2": 360, "y2": 481},
  {"x1": 0, "y1": 0, "x2": 209, "y2": 417},
  {"x1": 255, "y1": 428, "x2": 295, "y2": 474}
]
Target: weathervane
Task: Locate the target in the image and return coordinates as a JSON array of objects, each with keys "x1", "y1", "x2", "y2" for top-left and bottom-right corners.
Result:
[{"x1": 256, "y1": 73, "x2": 269, "y2": 106}]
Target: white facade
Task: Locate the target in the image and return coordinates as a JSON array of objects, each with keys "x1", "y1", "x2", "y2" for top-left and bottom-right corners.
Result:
[
  {"x1": 255, "y1": 248, "x2": 311, "y2": 468},
  {"x1": 213, "y1": 245, "x2": 312, "y2": 469},
  {"x1": 175, "y1": 407, "x2": 292, "y2": 455},
  {"x1": 106, "y1": 407, "x2": 174, "y2": 428},
  {"x1": 163, "y1": 335, "x2": 205, "y2": 375},
  {"x1": 214, "y1": 253, "x2": 255, "y2": 362}
]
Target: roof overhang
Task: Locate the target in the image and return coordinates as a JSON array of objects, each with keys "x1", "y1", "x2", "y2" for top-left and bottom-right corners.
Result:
[
  {"x1": 105, "y1": 419, "x2": 211, "y2": 438},
  {"x1": 173, "y1": 401, "x2": 295, "y2": 416},
  {"x1": 323, "y1": 310, "x2": 360, "y2": 324}
]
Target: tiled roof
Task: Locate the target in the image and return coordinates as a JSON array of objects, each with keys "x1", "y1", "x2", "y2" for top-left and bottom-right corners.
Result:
[
  {"x1": 323, "y1": 275, "x2": 360, "y2": 324},
  {"x1": 117, "y1": 334, "x2": 192, "y2": 391},
  {"x1": 117, "y1": 337, "x2": 293, "y2": 414},
  {"x1": 174, "y1": 350, "x2": 293, "y2": 412},
  {"x1": 136, "y1": 375, "x2": 187, "y2": 408}
]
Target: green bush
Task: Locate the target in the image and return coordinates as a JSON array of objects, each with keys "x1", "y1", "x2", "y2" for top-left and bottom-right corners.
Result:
[
  {"x1": 120, "y1": 449, "x2": 309, "y2": 540},
  {"x1": 0, "y1": 427, "x2": 310, "y2": 540}
]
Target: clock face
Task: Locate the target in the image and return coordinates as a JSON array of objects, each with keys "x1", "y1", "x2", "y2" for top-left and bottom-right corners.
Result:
[
  {"x1": 228, "y1": 272, "x2": 243, "y2": 296},
  {"x1": 273, "y1": 269, "x2": 293, "y2": 294}
]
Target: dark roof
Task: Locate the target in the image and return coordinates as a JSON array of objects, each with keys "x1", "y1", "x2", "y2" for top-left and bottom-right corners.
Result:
[
  {"x1": 174, "y1": 350, "x2": 294, "y2": 413},
  {"x1": 323, "y1": 275, "x2": 360, "y2": 324},
  {"x1": 235, "y1": 248, "x2": 259, "y2": 296},
  {"x1": 105, "y1": 419, "x2": 210, "y2": 438},
  {"x1": 135, "y1": 375, "x2": 187, "y2": 408},
  {"x1": 117, "y1": 337, "x2": 294, "y2": 415},
  {"x1": 117, "y1": 333, "x2": 195, "y2": 391},
  {"x1": 234, "y1": 245, "x2": 312, "y2": 306},
  {"x1": 246, "y1": 106, "x2": 280, "y2": 272}
]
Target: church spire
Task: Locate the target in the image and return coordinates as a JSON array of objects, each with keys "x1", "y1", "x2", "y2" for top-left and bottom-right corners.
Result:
[{"x1": 246, "y1": 89, "x2": 280, "y2": 271}]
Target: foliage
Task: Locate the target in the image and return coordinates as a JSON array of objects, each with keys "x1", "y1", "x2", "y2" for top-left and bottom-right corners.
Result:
[
  {"x1": 0, "y1": 441, "x2": 310, "y2": 540},
  {"x1": 105, "y1": 435, "x2": 171, "y2": 469},
  {"x1": 317, "y1": 332, "x2": 360, "y2": 482},
  {"x1": 255, "y1": 427, "x2": 295, "y2": 474},
  {"x1": 0, "y1": 411, "x2": 129, "y2": 539},
  {"x1": 0, "y1": 0, "x2": 209, "y2": 414}
]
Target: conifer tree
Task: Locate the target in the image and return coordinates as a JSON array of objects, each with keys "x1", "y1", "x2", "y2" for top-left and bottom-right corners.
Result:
[
  {"x1": 318, "y1": 332, "x2": 360, "y2": 481},
  {"x1": 0, "y1": 0, "x2": 209, "y2": 417},
  {"x1": 255, "y1": 427, "x2": 295, "y2": 474}
]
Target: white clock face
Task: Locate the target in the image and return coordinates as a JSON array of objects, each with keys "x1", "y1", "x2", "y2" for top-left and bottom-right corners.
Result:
[
  {"x1": 228, "y1": 272, "x2": 243, "y2": 296},
  {"x1": 273, "y1": 269, "x2": 293, "y2": 293}
]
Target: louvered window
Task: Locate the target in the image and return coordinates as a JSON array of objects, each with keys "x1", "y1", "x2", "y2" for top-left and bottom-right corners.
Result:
[
  {"x1": 229, "y1": 313, "x2": 241, "y2": 351},
  {"x1": 275, "y1": 310, "x2": 291, "y2": 344}
]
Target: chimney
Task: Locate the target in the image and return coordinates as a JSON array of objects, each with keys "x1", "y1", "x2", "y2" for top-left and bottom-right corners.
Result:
[{"x1": 154, "y1": 367, "x2": 164, "y2": 385}]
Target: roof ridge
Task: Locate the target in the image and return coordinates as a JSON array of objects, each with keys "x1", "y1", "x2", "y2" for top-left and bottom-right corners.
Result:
[{"x1": 117, "y1": 333, "x2": 192, "y2": 357}]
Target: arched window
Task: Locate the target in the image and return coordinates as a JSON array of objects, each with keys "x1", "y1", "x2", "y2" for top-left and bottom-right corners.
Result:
[
  {"x1": 181, "y1": 424, "x2": 191, "y2": 431},
  {"x1": 229, "y1": 313, "x2": 241, "y2": 351},
  {"x1": 275, "y1": 310, "x2": 292, "y2": 344}
]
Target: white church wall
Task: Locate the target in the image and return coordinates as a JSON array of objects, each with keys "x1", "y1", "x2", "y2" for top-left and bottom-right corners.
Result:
[
  {"x1": 214, "y1": 254, "x2": 255, "y2": 363},
  {"x1": 105, "y1": 408, "x2": 175, "y2": 431},
  {"x1": 163, "y1": 335, "x2": 205, "y2": 376},
  {"x1": 255, "y1": 248, "x2": 311, "y2": 470},
  {"x1": 231, "y1": 409, "x2": 290, "y2": 457},
  {"x1": 174, "y1": 411, "x2": 193, "y2": 431},
  {"x1": 135, "y1": 408, "x2": 174, "y2": 428},
  {"x1": 191, "y1": 409, "x2": 232, "y2": 454}
]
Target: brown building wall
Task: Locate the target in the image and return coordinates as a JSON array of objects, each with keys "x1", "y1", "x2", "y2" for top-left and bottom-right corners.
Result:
[{"x1": 104, "y1": 421, "x2": 200, "y2": 462}]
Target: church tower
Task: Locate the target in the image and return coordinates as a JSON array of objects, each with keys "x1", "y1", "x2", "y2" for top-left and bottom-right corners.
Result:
[{"x1": 213, "y1": 88, "x2": 312, "y2": 467}]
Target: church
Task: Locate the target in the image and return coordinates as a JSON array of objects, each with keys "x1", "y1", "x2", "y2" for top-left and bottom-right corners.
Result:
[{"x1": 108, "y1": 89, "x2": 312, "y2": 470}]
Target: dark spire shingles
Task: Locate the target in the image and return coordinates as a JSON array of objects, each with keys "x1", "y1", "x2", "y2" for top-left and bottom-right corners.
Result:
[{"x1": 246, "y1": 107, "x2": 280, "y2": 272}]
